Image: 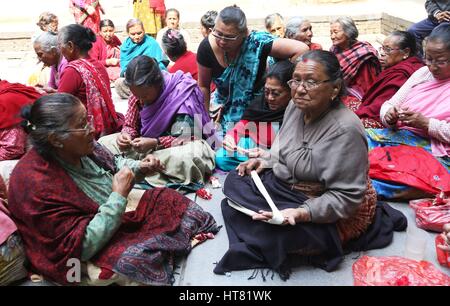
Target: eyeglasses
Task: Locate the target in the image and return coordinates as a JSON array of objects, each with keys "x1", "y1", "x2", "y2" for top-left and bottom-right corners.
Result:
[
  {"x1": 287, "y1": 78, "x2": 331, "y2": 91},
  {"x1": 424, "y1": 58, "x2": 449, "y2": 68},
  {"x1": 264, "y1": 88, "x2": 284, "y2": 98},
  {"x1": 211, "y1": 29, "x2": 241, "y2": 42},
  {"x1": 379, "y1": 46, "x2": 402, "y2": 55},
  {"x1": 60, "y1": 115, "x2": 94, "y2": 136}
]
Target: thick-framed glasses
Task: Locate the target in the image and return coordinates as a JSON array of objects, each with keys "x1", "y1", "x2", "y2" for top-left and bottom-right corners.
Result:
[
  {"x1": 61, "y1": 115, "x2": 94, "y2": 136},
  {"x1": 211, "y1": 29, "x2": 240, "y2": 42},
  {"x1": 264, "y1": 88, "x2": 283, "y2": 98},
  {"x1": 287, "y1": 78, "x2": 331, "y2": 91},
  {"x1": 424, "y1": 58, "x2": 449, "y2": 68},
  {"x1": 379, "y1": 46, "x2": 402, "y2": 54}
]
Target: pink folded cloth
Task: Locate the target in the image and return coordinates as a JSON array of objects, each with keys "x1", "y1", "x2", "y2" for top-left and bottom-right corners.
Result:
[{"x1": 0, "y1": 201, "x2": 17, "y2": 245}]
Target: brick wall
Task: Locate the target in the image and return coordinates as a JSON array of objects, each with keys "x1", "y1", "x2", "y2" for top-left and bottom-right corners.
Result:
[{"x1": 0, "y1": 13, "x2": 413, "y2": 55}]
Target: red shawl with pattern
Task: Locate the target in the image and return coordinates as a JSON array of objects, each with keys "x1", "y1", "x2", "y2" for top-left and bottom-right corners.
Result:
[
  {"x1": 8, "y1": 145, "x2": 217, "y2": 285},
  {"x1": 0, "y1": 80, "x2": 41, "y2": 129},
  {"x1": 331, "y1": 41, "x2": 381, "y2": 84},
  {"x1": 67, "y1": 59, "x2": 122, "y2": 138}
]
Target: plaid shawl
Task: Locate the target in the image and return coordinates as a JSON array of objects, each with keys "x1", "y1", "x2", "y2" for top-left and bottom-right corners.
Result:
[
  {"x1": 331, "y1": 41, "x2": 381, "y2": 84},
  {"x1": 67, "y1": 59, "x2": 122, "y2": 138}
]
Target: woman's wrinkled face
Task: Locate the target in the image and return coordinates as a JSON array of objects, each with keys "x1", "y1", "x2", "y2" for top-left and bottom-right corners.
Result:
[
  {"x1": 100, "y1": 25, "x2": 115, "y2": 43},
  {"x1": 264, "y1": 77, "x2": 291, "y2": 111},
  {"x1": 34, "y1": 43, "x2": 59, "y2": 67},
  {"x1": 330, "y1": 22, "x2": 349, "y2": 49},
  {"x1": 59, "y1": 103, "x2": 96, "y2": 158},
  {"x1": 379, "y1": 35, "x2": 408, "y2": 69},
  {"x1": 425, "y1": 40, "x2": 450, "y2": 80},
  {"x1": 128, "y1": 24, "x2": 145, "y2": 44},
  {"x1": 268, "y1": 16, "x2": 285, "y2": 38},
  {"x1": 166, "y1": 11, "x2": 180, "y2": 29},
  {"x1": 291, "y1": 60, "x2": 338, "y2": 114},
  {"x1": 212, "y1": 20, "x2": 244, "y2": 53},
  {"x1": 130, "y1": 84, "x2": 162, "y2": 106},
  {"x1": 293, "y1": 21, "x2": 313, "y2": 46}
]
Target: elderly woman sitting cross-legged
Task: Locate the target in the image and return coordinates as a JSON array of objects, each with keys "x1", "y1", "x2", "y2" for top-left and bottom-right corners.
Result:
[
  {"x1": 99, "y1": 55, "x2": 216, "y2": 191},
  {"x1": 7, "y1": 93, "x2": 219, "y2": 285},
  {"x1": 214, "y1": 51, "x2": 406, "y2": 279}
]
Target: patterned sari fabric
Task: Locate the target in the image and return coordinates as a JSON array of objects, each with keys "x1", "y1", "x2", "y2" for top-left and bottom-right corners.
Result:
[
  {"x1": 70, "y1": 0, "x2": 102, "y2": 34},
  {"x1": 8, "y1": 147, "x2": 218, "y2": 285},
  {"x1": 67, "y1": 59, "x2": 122, "y2": 138},
  {"x1": 332, "y1": 41, "x2": 381, "y2": 85},
  {"x1": 213, "y1": 31, "x2": 275, "y2": 130}
]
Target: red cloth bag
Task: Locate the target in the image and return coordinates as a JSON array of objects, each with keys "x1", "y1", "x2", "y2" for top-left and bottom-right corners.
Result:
[
  {"x1": 409, "y1": 196, "x2": 450, "y2": 232},
  {"x1": 435, "y1": 235, "x2": 450, "y2": 268},
  {"x1": 353, "y1": 255, "x2": 450, "y2": 286}
]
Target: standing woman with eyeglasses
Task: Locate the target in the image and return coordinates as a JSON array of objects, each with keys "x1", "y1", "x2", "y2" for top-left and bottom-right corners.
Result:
[
  {"x1": 57, "y1": 24, "x2": 123, "y2": 139},
  {"x1": 366, "y1": 24, "x2": 450, "y2": 200},
  {"x1": 349, "y1": 31, "x2": 424, "y2": 128},
  {"x1": 197, "y1": 5, "x2": 308, "y2": 134},
  {"x1": 330, "y1": 17, "x2": 381, "y2": 101}
]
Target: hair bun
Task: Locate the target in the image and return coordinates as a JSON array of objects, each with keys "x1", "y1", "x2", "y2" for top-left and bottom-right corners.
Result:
[{"x1": 85, "y1": 27, "x2": 97, "y2": 42}]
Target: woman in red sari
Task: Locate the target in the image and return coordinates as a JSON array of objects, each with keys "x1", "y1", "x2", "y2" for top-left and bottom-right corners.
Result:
[
  {"x1": 57, "y1": 24, "x2": 122, "y2": 138},
  {"x1": 0, "y1": 80, "x2": 41, "y2": 161},
  {"x1": 98, "y1": 19, "x2": 122, "y2": 82},
  {"x1": 70, "y1": 0, "x2": 104, "y2": 34},
  {"x1": 330, "y1": 17, "x2": 381, "y2": 101},
  {"x1": 353, "y1": 31, "x2": 424, "y2": 128}
]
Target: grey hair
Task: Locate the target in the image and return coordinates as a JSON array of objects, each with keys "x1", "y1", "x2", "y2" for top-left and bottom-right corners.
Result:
[
  {"x1": 285, "y1": 16, "x2": 307, "y2": 39},
  {"x1": 126, "y1": 18, "x2": 145, "y2": 33},
  {"x1": 331, "y1": 17, "x2": 359, "y2": 43},
  {"x1": 33, "y1": 31, "x2": 58, "y2": 52},
  {"x1": 20, "y1": 93, "x2": 81, "y2": 158},
  {"x1": 264, "y1": 13, "x2": 283, "y2": 31},
  {"x1": 216, "y1": 5, "x2": 247, "y2": 33}
]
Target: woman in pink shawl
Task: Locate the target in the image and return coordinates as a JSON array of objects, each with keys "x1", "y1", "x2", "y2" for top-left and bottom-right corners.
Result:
[
  {"x1": 99, "y1": 55, "x2": 216, "y2": 190},
  {"x1": 366, "y1": 25, "x2": 450, "y2": 200},
  {"x1": 97, "y1": 19, "x2": 122, "y2": 82}
]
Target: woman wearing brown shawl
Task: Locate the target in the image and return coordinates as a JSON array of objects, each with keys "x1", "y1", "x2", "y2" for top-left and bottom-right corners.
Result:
[
  {"x1": 330, "y1": 17, "x2": 381, "y2": 101},
  {"x1": 8, "y1": 93, "x2": 218, "y2": 285},
  {"x1": 353, "y1": 31, "x2": 424, "y2": 128}
]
